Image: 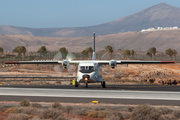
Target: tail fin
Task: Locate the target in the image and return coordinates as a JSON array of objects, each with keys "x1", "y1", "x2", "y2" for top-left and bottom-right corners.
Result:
[{"x1": 92, "y1": 32, "x2": 96, "y2": 60}]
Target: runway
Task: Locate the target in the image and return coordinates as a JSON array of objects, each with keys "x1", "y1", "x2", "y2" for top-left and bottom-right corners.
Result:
[{"x1": 0, "y1": 85, "x2": 180, "y2": 105}]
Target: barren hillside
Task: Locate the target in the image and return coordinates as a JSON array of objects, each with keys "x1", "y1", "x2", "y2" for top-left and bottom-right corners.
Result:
[{"x1": 0, "y1": 29, "x2": 180, "y2": 52}]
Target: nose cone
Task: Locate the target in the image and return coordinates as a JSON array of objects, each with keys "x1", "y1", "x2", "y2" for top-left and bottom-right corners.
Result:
[{"x1": 83, "y1": 74, "x2": 90, "y2": 80}]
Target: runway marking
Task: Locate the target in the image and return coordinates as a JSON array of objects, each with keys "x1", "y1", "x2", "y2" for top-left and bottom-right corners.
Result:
[{"x1": 0, "y1": 87, "x2": 180, "y2": 101}]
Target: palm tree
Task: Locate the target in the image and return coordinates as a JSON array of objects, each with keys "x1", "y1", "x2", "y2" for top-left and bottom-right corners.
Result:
[
  {"x1": 130, "y1": 50, "x2": 135, "y2": 59},
  {"x1": 148, "y1": 47, "x2": 156, "y2": 60},
  {"x1": 59, "y1": 47, "x2": 68, "y2": 53},
  {"x1": 172, "y1": 49, "x2": 178, "y2": 60},
  {"x1": 86, "y1": 47, "x2": 93, "y2": 58},
  {"x1": 59, "y1": 47, "x2": 68, "y2": 59},
  {"x1": 148, "y1": 47, "x2": 156, "y2": 56},
  {"x1": 105, "y1": 45, "x2": 114, "y2": 59},
  {"x1": 165, "y1": 48, "x2": 174, "y2": 60},
  {"x1": 37, "y1": 46, "x2": 48, "y2": 54},
  {"x1": 13, "y1": 46, "x2": 26, "y2": 56},
  {"x1": 81, "y1": 49, "x2": 88, "y2": 59},
  {"x1": 123, "y1": 49, "x2": 130, "y2": 58},
  {"x1": 146, "y1": 51, "x2": 152, "y2": 60}
]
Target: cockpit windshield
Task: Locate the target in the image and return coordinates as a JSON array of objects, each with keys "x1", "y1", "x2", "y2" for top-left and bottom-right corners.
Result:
[
  {"x1": 80, "y1": 66, "x2": 94, "y2": 73},
  {"x1": 80, "y1": 66, "x2": 85, "y2": 70},
  {"x1": 80, "y1": 66, "x2": 94, "y2": 70}
]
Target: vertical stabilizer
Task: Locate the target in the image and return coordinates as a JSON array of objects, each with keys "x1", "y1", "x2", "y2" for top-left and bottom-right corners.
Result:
[{"x1": 92, "y1": 32, "x2": 96, "y2": 60}]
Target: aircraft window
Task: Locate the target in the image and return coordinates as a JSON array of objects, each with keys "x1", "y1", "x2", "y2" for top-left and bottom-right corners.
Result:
[
  {"x1": 80, "y1": 66, "x2": 85, "y2": 70},
  {"x1": 89, "y1": 66, "x2": 94, "y2": 70}
]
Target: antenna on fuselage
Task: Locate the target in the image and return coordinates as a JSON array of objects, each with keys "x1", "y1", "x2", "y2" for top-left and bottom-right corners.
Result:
[{"x1": 92, "y1": 32, "x2": 96, "y2": 60}]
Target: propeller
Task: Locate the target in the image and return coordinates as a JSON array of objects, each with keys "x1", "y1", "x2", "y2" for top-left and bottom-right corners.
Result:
[
  {"x1": 53, "y1": 52, "x2": 63, "y2": 75},
  {"x1": 53, "y1": 65, "x2": 63, "y2": 75},
  {"x1": 53, "y1": 52, "x2": 77, "y2": 76},
  {"x1": 101, "y1": 51, "x2": 124, "y2": 77},
  {"x1": 53, "y1": 52, "x2": 63, "y2": 60},
  {"x1": 66, "y1": 53, "x2": 76, "y2": 60}
]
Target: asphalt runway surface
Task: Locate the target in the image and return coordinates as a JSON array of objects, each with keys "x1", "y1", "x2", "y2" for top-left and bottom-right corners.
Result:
[{"x1": 0, "y1": 84, "x2": 180, "y2": 105}]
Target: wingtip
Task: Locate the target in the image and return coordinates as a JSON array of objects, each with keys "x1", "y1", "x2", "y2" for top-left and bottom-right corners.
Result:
[
  {"x1": 4, "y1": 61, "x2": 19, "y2": 64},
  {"x1": 161, "y1": 61, "x2": 176, "y2": 64}
]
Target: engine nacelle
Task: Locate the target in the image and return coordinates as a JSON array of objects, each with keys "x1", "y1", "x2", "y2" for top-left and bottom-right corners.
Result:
[
  {"x1": 109, "y1": 60, "x2": 117, "y2": 69},
  {"x1": 62, "y1": 60, "x2": 69, "y2": 69}
]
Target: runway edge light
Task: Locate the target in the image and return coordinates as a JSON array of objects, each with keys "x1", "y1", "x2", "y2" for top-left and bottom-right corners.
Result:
[{"x1": 92, "y1": 101, "x2": 100, "y2": 104}]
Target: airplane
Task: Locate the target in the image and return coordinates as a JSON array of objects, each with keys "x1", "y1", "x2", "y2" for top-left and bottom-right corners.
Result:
[{"x1": 4, "y1": 33, "x2": 175, "y2": 88}]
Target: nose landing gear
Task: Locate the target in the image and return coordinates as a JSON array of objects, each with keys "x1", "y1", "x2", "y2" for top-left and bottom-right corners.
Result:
[{"x1": 85, "y1": 81, "x2": 88, "y2": 88}]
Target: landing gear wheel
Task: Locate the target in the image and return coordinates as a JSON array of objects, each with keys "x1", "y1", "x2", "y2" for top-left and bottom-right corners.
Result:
[
  {"x1": 102, "y1": 81, "x2": 106, "y2": 88},
  {"x1": 75, "y1": 81, "x2": 79, "y2": 87},
  {"x1": 85, "y1": 81, "x2": 88, "y2": 88}
]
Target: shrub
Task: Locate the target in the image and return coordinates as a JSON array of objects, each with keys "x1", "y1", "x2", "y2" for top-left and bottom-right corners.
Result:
[
  {"x1": 63, "y1": 106, "x2": 74, "y2": 113},
  {"x1": 105, "y1": 107, "x2": 113, "y2": 111},
  {"x1": 20, "y1": 99, "x2": 30, "y2": 107},
  {"x1": 56, "y1": 115, "x2": 69, "y2": 120},
  {"x1": 30, "y1": 103, "x2": 42, "y2": 108},
  {"x1": 71, "y1": 107, "x2": 91, "y2": 116},
  {"x1": 7, "y1": 113, "x2": 29, "y2": 120},
  {"x1": 173, "y1": 110, "x2": 180, "y2": 119},
  {"x1": 106, "y1": 111, "x2": 124, "y2": 120},
  {"x1": 39, "y1": 108, "x2": 64, "y2": 119},
  {"x1": 52, "y1": 102, "x2": 62, "y2": 109},
  {"x1": 159, "y1": 114, "x2": 175, "y2": 120},
  {"x1": 121, "y1": 112, "x2": 131, "y2": 119},
  {"x1": 4, "y1": 107, "x2": 18, "y2": 113},
  {"x1": 130, "y1": 105, "x2": 160, "y2": 120},
  {"x1": 31, "y1": 116, "x2": 41, "y2": 120},
  {"x1": 158, "y1": 107, "x2": 172, "y2": 115},
  {"x1": 0, "y1": 105, "x2": 5, "y2": 112},
  {"x1": 6, "y1": 107, "x2": 43, "y2": 115},
  {"x1": 98, "y1": 111, "x2": 110, "y2": 118},
  {"x1": 127, "y1": 106, "x2": 135, "y2": 112},
  {"x1": 87, "y1": 111, "x2": 98, "y2": 118}
]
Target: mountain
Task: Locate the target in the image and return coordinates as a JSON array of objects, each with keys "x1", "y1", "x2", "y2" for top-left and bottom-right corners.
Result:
[
  {"x1": 1, "y1": 29, "x2": 180, "y2": 52},
  {"x1": 0, "y1": 3, "x2": 180, "y2": 37}
]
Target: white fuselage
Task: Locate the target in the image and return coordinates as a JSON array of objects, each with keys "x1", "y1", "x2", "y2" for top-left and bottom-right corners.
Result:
[{"x1": 77, "y1": 62, "x2": 102, "y2": 83}]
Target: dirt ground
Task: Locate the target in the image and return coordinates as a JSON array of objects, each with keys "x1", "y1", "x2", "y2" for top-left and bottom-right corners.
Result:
[{"x1": 0, "y1": 63, "x2": 179, "y2": 85}]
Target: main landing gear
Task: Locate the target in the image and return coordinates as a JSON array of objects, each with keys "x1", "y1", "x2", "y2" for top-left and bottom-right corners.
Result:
[
  {"x1": 101, "y1": 81, "x2": 106, "y2": 88},
  {"x1": 75, "y1": 81, "x2": 79, "y2": 87}
]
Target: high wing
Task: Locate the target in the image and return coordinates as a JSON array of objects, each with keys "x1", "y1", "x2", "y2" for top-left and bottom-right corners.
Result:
[{"x1": 4, "y1": 60, "x2": 175, "y2": 64}]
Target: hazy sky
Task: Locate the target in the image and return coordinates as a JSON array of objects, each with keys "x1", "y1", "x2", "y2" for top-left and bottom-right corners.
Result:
[{"x1": 1, "y1": 0, "x2": 180, "y2": 28}]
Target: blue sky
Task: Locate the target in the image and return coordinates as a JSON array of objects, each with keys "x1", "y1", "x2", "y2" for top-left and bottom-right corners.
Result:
[{"x1": 0, "y1": 0, "x2": 180, "y2": 28}]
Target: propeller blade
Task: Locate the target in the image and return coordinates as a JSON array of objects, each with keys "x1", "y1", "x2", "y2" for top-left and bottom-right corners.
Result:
[
  {"x1": 53, "y1": 65, "x2": 63, "y2": 75},
  {"x1": 66, "y1": 53, "x2": 76, "y2": 60},
  {"x1": 53, "y1": 52, "x2": 63, "y2": 60},
  {"x1": 101, "y1": 52, "x2": 111, "y2": 60},
  {"x1": 114, "y1": 52, "x2": 124, "y2": 60}
]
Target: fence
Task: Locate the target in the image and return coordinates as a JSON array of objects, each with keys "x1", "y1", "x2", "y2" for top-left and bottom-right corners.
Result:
[{"x1": 0, "y1": 51, "x2": 179, "y2": 66}]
